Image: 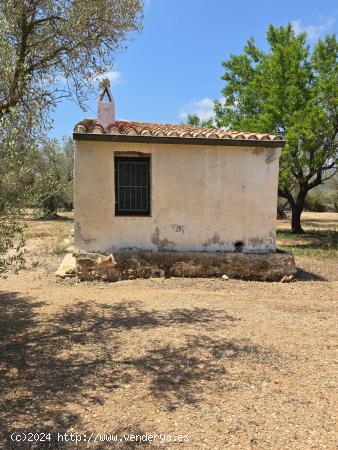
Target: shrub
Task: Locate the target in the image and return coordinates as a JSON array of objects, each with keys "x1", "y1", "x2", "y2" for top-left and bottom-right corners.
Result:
[{"x1": 304, "y1": 191, "x2": 328, "y2": 212}]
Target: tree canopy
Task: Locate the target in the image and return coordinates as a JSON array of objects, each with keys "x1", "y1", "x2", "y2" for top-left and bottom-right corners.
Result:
[
  {"x1": 34, "y1": 137, "x2": 74, "y2": 218},
  {"x1": 0, "y1": 0, "x2": 143, "y2": 119},
  {"x1": 186, "y1": 114, "x2": 215, "y2": 128},
  {"x1": 215, "y1": 25, "x2": 338, "y2": 232}
]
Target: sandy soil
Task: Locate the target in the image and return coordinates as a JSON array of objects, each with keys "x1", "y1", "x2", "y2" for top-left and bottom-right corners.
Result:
[{"x1": 0, "y1": 213, "x2": 337, "y2": 449}]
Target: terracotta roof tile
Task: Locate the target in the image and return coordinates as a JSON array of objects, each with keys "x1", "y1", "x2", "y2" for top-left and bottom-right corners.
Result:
[{"x1": 73, "y1": 119, "x2": 283, "y2": 142}]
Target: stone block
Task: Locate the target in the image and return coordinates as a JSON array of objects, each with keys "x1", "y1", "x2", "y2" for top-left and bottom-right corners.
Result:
[{"x1": 73, "y1": 250, "x2": 296, "y2": 282}]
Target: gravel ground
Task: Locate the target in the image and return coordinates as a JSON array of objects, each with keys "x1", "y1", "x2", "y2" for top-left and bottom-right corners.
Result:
[{"x1": 0, "y1": 214, "x2": 337, "y2": 449}]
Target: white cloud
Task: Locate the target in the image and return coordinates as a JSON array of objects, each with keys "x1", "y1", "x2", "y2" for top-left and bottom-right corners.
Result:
[
  {"x1": 291, "y1": 16, "x2": 335, "y2": 41},
  {"x1": 92, "y1": 70, "x2": 122, "y2": 85},
  {"x1": 179, "y1": 97, "x2": 215, "y2": 121},
  {"x1": 53, "y1": 70, "x2": 122, "y2": 86}
]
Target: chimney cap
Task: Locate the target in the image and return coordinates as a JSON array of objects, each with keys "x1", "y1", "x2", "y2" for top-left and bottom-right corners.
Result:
[
  {"x1": 100, "y1": 78, "x2": 110, "y2": 89},
  {"x1": 99, "y1": 78, "x2": 113, "y2": 102}
]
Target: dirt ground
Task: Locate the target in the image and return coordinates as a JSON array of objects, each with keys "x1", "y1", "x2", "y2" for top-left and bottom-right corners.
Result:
[{"x1": 0, "y1": 212, "x2": 337, "y2": 449}]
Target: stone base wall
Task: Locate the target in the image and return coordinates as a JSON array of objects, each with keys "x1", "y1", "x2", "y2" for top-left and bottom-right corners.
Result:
[{"x1": 74, "y1": 250, "x2": 296, "y2": 282}]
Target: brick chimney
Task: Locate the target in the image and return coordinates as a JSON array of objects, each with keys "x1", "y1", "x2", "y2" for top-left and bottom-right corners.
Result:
[{"x1": 97, "y1": 79, "x2": 115, "y2": 128}]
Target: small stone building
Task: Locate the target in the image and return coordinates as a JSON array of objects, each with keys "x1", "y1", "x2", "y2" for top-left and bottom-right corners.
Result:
[{"x1": 72, "y1": 81, "x2": 295, "y2": 281}]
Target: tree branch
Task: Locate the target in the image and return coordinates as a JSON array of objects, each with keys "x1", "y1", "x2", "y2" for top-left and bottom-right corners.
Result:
[{"x1": 278, "y1": 187, "x2": 296, "y2": 208}]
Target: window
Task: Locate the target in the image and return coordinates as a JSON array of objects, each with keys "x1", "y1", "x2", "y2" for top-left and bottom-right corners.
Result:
[{"x1": 114, "y1": 156, "x2": 150, "y2": 216}]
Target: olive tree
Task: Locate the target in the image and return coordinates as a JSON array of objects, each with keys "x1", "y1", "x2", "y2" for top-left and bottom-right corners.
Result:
[
  {"x1": 0, "y1": 111, "x2": 37, "y2": 275},
  {"x1": 34, "y1": 138, "x2": 74, "y2": 218},
  {"x1": 0, "y1": 0, "x2": 143, "y2": 275}
]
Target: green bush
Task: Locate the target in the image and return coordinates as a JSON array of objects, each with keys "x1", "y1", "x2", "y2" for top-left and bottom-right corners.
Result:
[
  {"x1": 33, "y1": 137, "x2": 74, "y2": 218},
  {"x1": 304, "y1": 193, "x2": 327, "y2": 212}
]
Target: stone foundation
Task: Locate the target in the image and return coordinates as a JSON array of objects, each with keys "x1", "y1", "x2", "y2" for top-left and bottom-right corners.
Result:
[{"x1": 74, "y1": 250, "x2": 296, "y2": 282}]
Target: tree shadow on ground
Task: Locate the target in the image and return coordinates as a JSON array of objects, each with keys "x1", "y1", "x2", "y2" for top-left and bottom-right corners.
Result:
[
  {"x1": 0, "y1": 292, "x2": 277, "y2": 448},
  {"x1": 278, "y1": 229, "x2": 338, "y2": 251},
  {"x1": 53, "y1": 300, "x2": 238, "y2": 335},
  {"x1": 296, "y1": 268, "x2": 327, "y2": 281},
  {"x1": 32, "y1": 214, "x2": 74, "y2": 222},
  {"x1": 122, "y1": 334, "x2": 279, "y2": 411},
  {"x1": 301, "y1": 219, "x2": 338, "y2": 230}
]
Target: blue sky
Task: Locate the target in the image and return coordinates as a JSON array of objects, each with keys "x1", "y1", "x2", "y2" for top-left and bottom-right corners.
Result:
[{"x1": 51, "y1": 0, "x2": 337, "y2": 140}]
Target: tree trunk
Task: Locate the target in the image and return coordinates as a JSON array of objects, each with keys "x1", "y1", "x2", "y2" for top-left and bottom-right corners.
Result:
[
  {"x1": 277, "y1": 205, "x2": 287, "y2": 220},
  {"x1": 42, "y1": 197, "x2": 58, "y2": 219},
  {"x1": 291, "y1": 189, "x2": 307, "y2": 234},
  {"x1": 291, "y1": 207, "x2": 303, "y2": 233}
]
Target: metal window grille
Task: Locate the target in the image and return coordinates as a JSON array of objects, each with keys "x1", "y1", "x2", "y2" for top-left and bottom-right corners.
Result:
[{"x1": 115, "y1": 156, "x2": 150, "y2": 216}]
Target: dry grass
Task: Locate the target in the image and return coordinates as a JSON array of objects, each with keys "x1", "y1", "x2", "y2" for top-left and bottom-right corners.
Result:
[
  {"x1": 0, "y1": 212, "x2": 337, "y2": 449},
  {"x1": 277, "y1": 228, "x2": 338, "y2": 258}
]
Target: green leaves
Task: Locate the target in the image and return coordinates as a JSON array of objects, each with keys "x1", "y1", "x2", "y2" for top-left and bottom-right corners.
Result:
[
  {"x1": 0, "y1": 218, "x2": 26, "y2": 277},
  {"x1": 33, "y1": 138, "x2": 74, "y2": 218},
  {"x1": 0, "y1": 109, "x2": 33, "y2": 276},
  {"x1": 186, "y1": 114, "x2": 215, "y2": 128},
  {"x1": 217, "y1": 24, "x2": 314, "y2": 135}
]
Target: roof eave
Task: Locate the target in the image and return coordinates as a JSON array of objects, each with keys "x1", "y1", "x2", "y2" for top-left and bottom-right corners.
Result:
[{"x1": 73, "y1": 133, "x2": 285, "y2": 148}]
